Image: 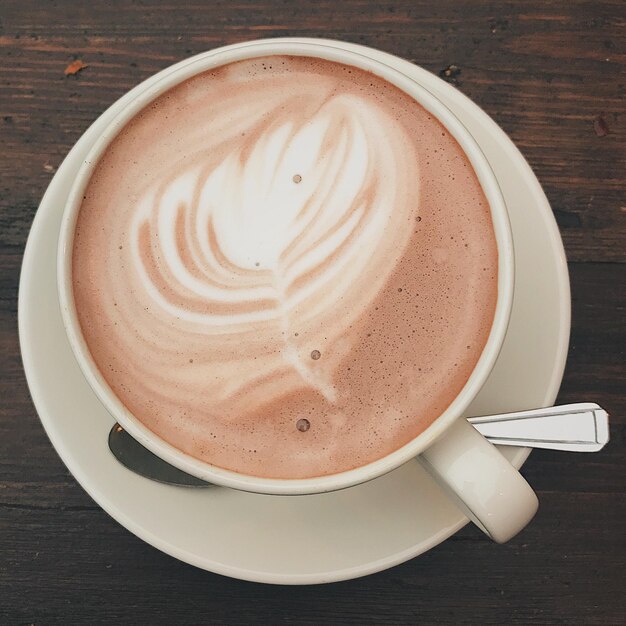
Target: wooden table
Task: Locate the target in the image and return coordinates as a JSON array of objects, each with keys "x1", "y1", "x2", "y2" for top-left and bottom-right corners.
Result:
[{"x1": 1, "y1": 1, "x2": 624, "y2": 623}]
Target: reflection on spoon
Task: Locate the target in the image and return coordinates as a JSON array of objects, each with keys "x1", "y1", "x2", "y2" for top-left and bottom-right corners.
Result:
[{"x1": 107, "y1": 425, "x2": 208, "y2": 487}]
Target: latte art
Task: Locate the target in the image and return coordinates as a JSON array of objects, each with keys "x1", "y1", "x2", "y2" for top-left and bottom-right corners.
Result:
[
  {"x1": 131, "y1": 92, "x2": 416, "y2": 403},
  {"x1": 73, "y1": 56, "x2": 498, "y2": 478}
]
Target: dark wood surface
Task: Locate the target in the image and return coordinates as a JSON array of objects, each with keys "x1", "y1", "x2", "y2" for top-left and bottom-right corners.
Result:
[{"x1": 1, "y1": 1, "x2": 624, "y2": 624}]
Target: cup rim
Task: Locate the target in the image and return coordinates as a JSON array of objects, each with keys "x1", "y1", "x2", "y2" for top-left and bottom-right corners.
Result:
[{"x1": 57, "y1": 39, "x2": 514, "y2": 495}]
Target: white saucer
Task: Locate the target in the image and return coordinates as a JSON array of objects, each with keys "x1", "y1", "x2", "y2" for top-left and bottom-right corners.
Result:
[{"x1": 18, "y1": 40, "x2": 570, "y2": 585}]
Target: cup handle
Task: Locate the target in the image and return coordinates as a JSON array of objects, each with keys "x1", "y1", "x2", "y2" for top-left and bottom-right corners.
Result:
[{"x1": 419, "y1": 417, "x2": 538, "y2": 543}]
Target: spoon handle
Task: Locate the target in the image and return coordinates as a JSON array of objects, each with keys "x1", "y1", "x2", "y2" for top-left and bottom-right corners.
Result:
[{"x1": 467, "y1": 403, "x2": 609, "y2": 452}]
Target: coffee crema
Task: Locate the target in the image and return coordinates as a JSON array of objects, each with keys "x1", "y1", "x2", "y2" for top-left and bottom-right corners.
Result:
[{"x1": 72, "y1": 55, "x2": 498, "y2": 479}]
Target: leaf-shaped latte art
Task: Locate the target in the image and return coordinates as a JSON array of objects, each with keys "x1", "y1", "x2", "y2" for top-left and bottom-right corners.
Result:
[{"x1": 130, "y1": 94, "x2": 418, "y2": 403}]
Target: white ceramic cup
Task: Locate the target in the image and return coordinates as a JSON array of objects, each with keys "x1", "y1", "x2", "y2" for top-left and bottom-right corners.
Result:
[{"x1": 58, "y1": 39, "x2": 538, "y2": 543}]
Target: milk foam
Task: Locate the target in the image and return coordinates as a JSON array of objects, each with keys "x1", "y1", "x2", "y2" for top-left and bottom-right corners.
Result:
[{"x1": 73, "y1": 56, "x2": 498, "y2": 478}]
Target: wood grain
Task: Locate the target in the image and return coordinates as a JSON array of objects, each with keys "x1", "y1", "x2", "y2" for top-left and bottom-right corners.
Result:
[{"x1": 1, "y1": 1, "x2": 624, "y2": 624}]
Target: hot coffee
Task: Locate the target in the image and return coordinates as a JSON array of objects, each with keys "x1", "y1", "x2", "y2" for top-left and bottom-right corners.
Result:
[{"x1": 72, "y1": 55, "x2": 498, "y2": 479}]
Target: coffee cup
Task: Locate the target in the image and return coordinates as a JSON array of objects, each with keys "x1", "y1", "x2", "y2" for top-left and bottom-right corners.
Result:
[{"x1": 58, "y1": 38, "x2": 537, "y2": 543}]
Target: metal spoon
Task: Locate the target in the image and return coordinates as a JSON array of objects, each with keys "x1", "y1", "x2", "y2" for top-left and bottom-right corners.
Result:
[{"x1": 108, "y1": 403, "x2": 609, "y2": 487}]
